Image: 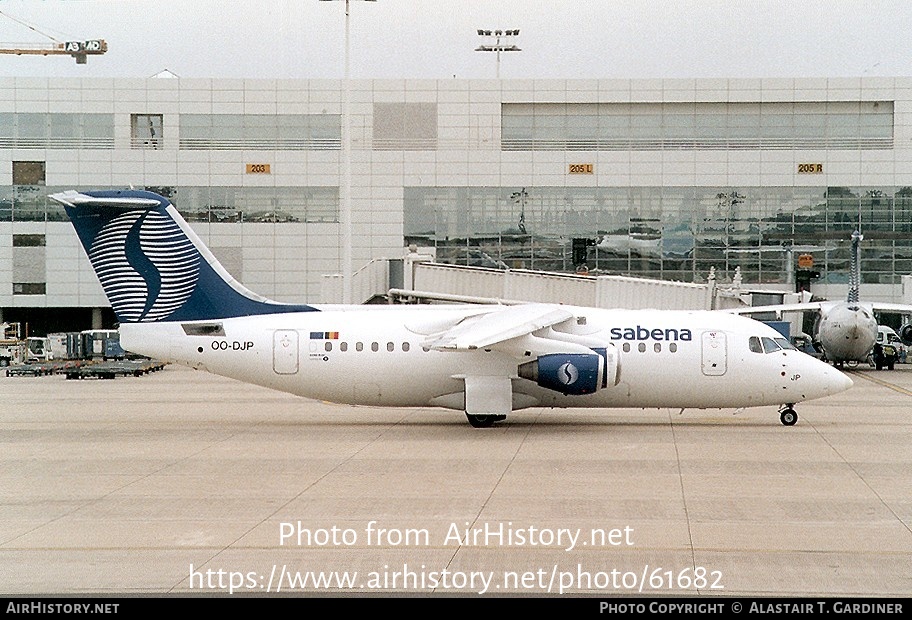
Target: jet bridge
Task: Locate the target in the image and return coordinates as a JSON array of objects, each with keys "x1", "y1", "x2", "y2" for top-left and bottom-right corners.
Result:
[{"x1": 400, "y1": 262, "x2": 716, "y2": 311}]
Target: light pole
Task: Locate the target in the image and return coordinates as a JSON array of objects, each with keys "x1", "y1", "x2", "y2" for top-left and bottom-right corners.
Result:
[
  {"x1": 321, "y1": 0, "x2": 375, "y2": 304},
  {"x1": 475, "y1": 29, "x2": 521, "y2": 78}
]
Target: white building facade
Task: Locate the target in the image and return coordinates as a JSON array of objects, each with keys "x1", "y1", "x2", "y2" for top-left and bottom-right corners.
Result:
[{"x1": 2, "y1": 76, "x2": 911, "y2": 330}]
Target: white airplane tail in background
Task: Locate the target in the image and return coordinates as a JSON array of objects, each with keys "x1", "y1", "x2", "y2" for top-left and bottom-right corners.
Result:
[{"x1": 847, "y1": 230, "x2": 863, "y2": 304}]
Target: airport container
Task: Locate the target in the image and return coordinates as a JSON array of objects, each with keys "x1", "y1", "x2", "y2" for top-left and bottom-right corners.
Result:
[
  {"x1": 47, "y1": 333, "x2": 69, "y2": 360},
  {"x1": 104, "y1": 336, "x2": 125, "y2": 360},
  {"x1": 66, "y1": 332, "x2": 84, "y2": 360},
  {"x1": 763, "y1": 321, "x2": 791, "y2": 339}
]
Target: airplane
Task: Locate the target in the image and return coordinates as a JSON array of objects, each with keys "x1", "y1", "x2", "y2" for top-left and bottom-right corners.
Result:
[
  {"x1": 50, "y1": 189, "x2": 853, "y2": 428},
  {"x1": 726, "y1": 231, "x2": 912, "y2": 367}
]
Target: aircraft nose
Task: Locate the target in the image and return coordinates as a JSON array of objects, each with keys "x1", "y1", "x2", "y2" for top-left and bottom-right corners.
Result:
[
  {"x1": 789, "y1": 354, "x2": 854, "y2": 401},
  {"x1": 828, "y1": 369, "x2": 854, "y2": 393},
  {"x1": 819, "y1": 364, "x2": 854, "y2": 395}
]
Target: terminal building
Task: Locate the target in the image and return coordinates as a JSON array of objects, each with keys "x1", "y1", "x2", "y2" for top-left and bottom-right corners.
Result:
[{"x1": 2, "y1": 76, "x2": 912, "y2": 333}]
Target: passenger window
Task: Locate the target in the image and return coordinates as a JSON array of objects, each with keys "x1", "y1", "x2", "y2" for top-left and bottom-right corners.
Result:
[
  {"x1": 324, "y1": 342, "x2": 332, "y2": 352},
  {"x1": 669, "y1": 343, "x2": 677, "y2": 353},
  {"x1": 356, "y1": 342, "x2": 363, "y2": 352},
  {"x1": 371, "y1": 342, "x2": 379, "y2": 352},
  {"x1": 654, "y1": 343, "x2": 661, "y2": 353},
  {"x1": 638, "y1": 343, "x2": 646, "y2": 353},
  {"x1": 749, "y1": 336, "x2": 763, "y2": 353},
  {"x1": 623, "y1": 343, "x2": 630, "y2": 353},
  {"x1": 402, "y1": 342, "x2": 410, "y2": 352},
  {"x1": 387, "y1": 342, "x2": 394, "y2": 352},
  {"x1": 340, "y1": 342, "x2": 348, "y2": 352},
  {"x1": 761, "y1": 337, "x2": 780, "y2": 353}
]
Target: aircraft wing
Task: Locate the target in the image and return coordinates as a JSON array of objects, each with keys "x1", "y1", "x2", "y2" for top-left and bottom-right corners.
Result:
[
  {"x1": 866, "y1": 302, "x2": 912, "y2": 315},
  {"x1": 726, "y1": 301, "x2": 912, "y2": 318},
  {"x1": 723, "y1": 302, "x2": 830, "y2": 316},
  {"x1": 422, "y1": 303, "x2": 575, "y2": 351},
  {"x1": 388, "y1": 287, "x2": 524, "y2": 306}
]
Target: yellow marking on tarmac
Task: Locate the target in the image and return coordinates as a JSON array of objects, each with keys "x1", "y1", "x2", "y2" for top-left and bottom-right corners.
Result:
[{"x1": 848, "y1": 371, "x2": 912, "y2": 397}]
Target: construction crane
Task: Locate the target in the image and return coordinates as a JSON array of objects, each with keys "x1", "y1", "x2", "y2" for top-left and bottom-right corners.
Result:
[
  {"x1": 0, "y1": 8, "x2": 106, "y2": 64},
  {"x1": 0, "y1": 39, "x2": 107, "y2": 64}
]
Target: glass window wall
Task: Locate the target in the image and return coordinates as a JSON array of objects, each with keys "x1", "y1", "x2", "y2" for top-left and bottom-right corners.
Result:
[
  {"x1": 502, "y1": 102, "x2": 894, "y2": 150},
  {"x1": 1, "y1": 186, "x2": 338, "y2": 223},
  {"x1": 179, "y1": 114, "x2": 340, "y2": 150},
  {"x1": 405, "y1": 185, "x2": 911, "y2": 285},
  {"x1": 0, "y1": 113, "x2": 115, "y2": 148}
]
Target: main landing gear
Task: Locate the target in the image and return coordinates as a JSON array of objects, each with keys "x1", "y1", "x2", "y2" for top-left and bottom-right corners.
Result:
[
  {"x1": 778, "y1": 404, "x2": 798, "y2": 426},
  {"x1": 465, "y1": 413, "x2": 507, "y2": 428}
]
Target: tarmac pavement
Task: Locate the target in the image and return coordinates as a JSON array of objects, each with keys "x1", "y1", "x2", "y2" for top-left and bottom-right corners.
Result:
[{"x1": 1, "y1": 362, "x2": 911, "y2": 597}]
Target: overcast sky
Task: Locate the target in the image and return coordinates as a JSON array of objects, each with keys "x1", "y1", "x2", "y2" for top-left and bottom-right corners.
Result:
[{"x1": 1, "y1": 0, "x2": 910, "y2": 80}]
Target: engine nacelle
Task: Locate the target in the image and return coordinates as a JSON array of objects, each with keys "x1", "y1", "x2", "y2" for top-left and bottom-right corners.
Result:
[
  {"x1": 518, "y1": 347, "x2": 618, "y2": 395},
  {"x1": 900, "y1": 323, "x2": 912, "y2": 346}
]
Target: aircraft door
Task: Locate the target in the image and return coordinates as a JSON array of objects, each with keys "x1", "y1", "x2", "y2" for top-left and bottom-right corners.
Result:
[
  {"x1": 273, "y1": 330, "x2": 299, "y2": 374},
  {"x1": 701, "y1": 330, "x2": 727, "y2": 376}
]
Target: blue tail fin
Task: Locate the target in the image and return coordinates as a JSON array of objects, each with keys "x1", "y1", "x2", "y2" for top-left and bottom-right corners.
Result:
[{"x1": 51, "y1": 189, "x2": 318, "y2": 323}]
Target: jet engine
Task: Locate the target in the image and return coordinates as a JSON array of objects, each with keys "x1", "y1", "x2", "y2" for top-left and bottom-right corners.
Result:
[
  {"x1": 518, "y1": 346, "x2": 619, "y2": 395},
  {"x1": 900, "y1": 323, "x2": 912, "y2": 346}
]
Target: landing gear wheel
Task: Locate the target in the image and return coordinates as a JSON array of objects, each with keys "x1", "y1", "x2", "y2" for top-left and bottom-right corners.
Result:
[
  {"x1": 465, "y1": 414, "x2": 506, "y2": 428},
  {"x1": 779, "y1": 407, "x2": 798, "y2": 426}
]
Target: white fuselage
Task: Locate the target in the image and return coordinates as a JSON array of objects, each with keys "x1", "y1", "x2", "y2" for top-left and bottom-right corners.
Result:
[{"x1": 120, "y1": 305, "x2": 851, "y2": 413}]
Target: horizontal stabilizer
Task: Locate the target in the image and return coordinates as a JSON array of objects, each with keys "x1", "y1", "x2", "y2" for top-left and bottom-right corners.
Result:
[{"x1": 47, "y1": 190, "x2": 161, "y2": 209}]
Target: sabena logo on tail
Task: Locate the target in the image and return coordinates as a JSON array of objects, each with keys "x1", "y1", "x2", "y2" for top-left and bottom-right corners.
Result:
[
  {"x1": 51, "y1": 189, "x2": 318, "y2": 322},
  {"x1": 88, "y1": 209, "x2": 201, "y2": 322}
]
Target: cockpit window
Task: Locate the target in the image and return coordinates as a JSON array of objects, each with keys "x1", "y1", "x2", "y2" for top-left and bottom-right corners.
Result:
[
  {"x1": 749, "y1": 336, "x2": 763, "y2": 353},
  {"x1": 774, "y1": 337, "x2": 796, "y2": 350},
  {"x1": 761, "y1": 337, "x2": 781, "y2": 353}
]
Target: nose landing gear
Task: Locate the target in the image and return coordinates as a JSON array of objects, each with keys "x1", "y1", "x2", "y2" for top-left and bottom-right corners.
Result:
[
  {"x1": 779, "y1": 404, "x2": 798, "y2": 426},
  {"x1": 466, "y1": 413, "x2": 507, "y2": 428}
]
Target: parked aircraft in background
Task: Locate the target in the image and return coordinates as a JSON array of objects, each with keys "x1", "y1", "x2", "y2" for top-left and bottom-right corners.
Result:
[
  {"x1": 52, "y1": 189, "x2": 852, "y2": 427},
  {"x1": 728, "y1": 231, "x2": 912, "y2": 367}
]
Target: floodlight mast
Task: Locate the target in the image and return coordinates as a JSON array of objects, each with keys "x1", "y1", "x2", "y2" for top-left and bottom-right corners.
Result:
[
  {"x1": 475, "y1": 28, "x2": 521, "y2": 78},
  {"x1": 319, "y1": 0, "x2": 376, "y2": 304}
]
